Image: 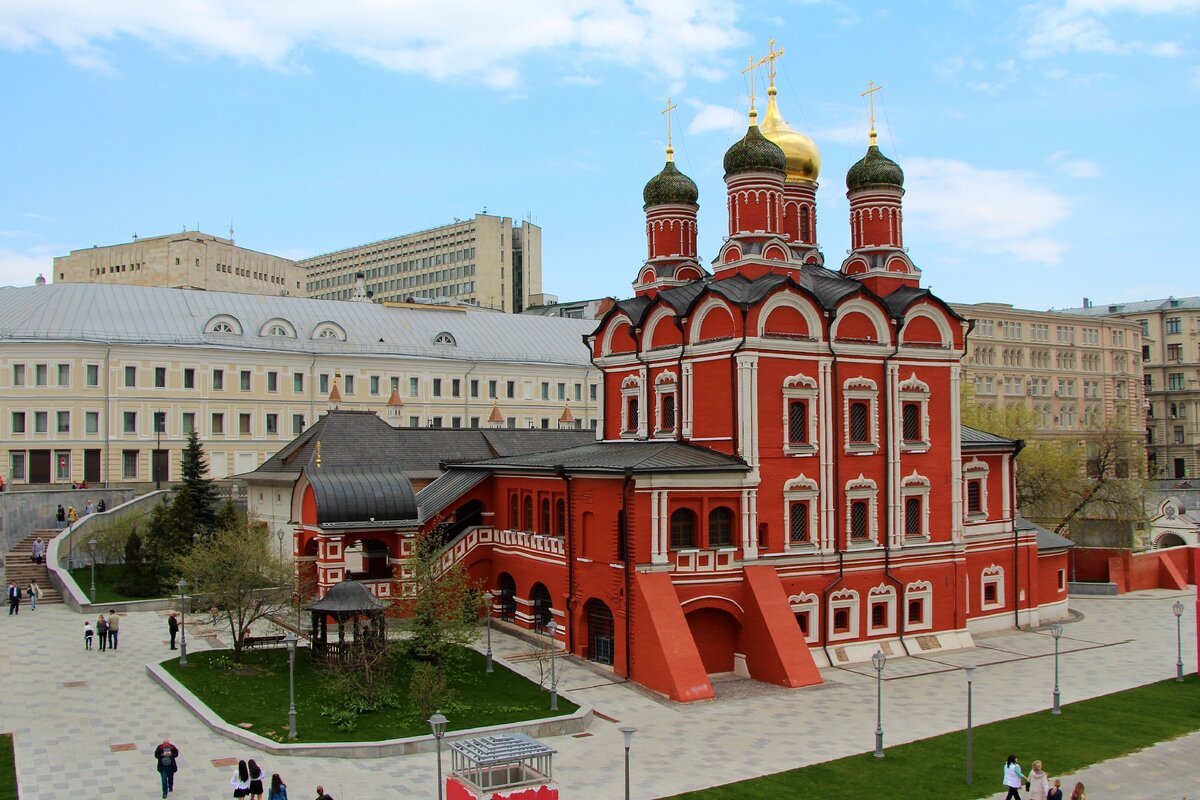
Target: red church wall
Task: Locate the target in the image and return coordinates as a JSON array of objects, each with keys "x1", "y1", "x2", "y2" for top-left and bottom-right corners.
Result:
[
  {"x1": 696, "y1": 302, "x2": 737, "y2": 342},
  {"x1": 1071, "y1": 546, "x2": 1198, "y2": 592},
  {"x1": 759, "y1": 303, "x2": 813, "y2": 338},
  {"x1": 834, "y1": 312, "x2": 881, "y2": 342},
  {"x1": 688, "y1": 357, "x2": 735, "y2": 448},
  {"x1": 900, "y1": 315, "x2": 943, "y2": 346}
]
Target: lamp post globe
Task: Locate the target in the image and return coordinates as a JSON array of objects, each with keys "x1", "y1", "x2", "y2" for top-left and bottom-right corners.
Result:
[
  {"x1": 871, "y1": 649, "x2": 886, "y2": 758},
  {"x1": 176, "y1": 578, "x2": 189, "y2": 665},
  {"x1": 482, "y1": 590, "x2": 494, "y2": 674},
  {"x1": 429, "y1": 711, "x2": 448, "y2": 800},
  {"x1": 87, "y1": 537, "x2": 98, "y2": 602},
  {"x1": 1174, "y1": 600, "x2": 1185, "y2": 682},
  {"x1": 964, "y1": 665, "x2": 976, "y2": 786},
  {"x1": 1050, "y1": 622, "x2": 1064, "y2": 714},
  {"x1": 276, "y1": 527, "x2": 286, "y2": 562},
  {"x1": 546, "y1": 620, "x2": 559, "y2": 711},
  {"x1": 284, "y1": 631, "x2": 298, "y2": 739},
  {"x1": 618, "y1": 726, "x2": 637, "y2": 800}
]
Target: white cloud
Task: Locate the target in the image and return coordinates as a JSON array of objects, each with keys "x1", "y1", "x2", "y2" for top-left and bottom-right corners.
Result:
[
  {"x1": 1046, "y1": 150, "x2": 1101, "y2": 176},
  {"x1": 0, "y1": 247, "x2": 53, "y2": 288},
  {"x1": 0, "y1": 0, "x2": 747, "y2": 88},
  {"x1": 903, "y1": 157, "x2": 1072, "y2": 265},
  {"x1": 1020, "y1": 0, "x2": 1197, "y2": 58},
  {"x1": 687, "y1": 102, "x2": 742, "y2": 135}
]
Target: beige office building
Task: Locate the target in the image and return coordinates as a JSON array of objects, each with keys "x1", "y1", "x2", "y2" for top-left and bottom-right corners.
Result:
[
  {"x1": 1058, "y1": 297, "x2": 1200, "y2": 479},
  {"x1": 52, "y1": 231, "x2": 304, "y2": 296},
  {"x1": 300, "y1": 214, "x2": 545, "y2": 312},
  {"x1": 952, "y1": 302, "x2": 1145, "y2": 439},
  {"x1": 0, "y1": 283, "x2": 600, "y2": 489}
]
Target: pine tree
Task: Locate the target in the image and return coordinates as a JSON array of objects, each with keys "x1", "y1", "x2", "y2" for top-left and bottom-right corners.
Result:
[{"x1": 174, "y1": 430, "x2": 219, "y2": 533}]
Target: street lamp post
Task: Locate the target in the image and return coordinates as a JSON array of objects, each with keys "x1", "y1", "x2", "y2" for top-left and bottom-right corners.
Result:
[
  {"x1": 1174, "y1": 600, "x2": 1185, "y2": 682},
  {"x1": 872, "y1": 649, "x2": 886, "y2": 759},
  {"x1": 177, "y1": 578, "x2": 189, "y2": 666},
  {"x1": 87, "y1": 537, "x2": 97, "y2": 602},
  {"x1": 1051, "y1": 622, "x2": 1064, "y2": 714},
  {"x1": 154, "y1": 411, "x2": 164, "y2": 490},
  {"x1": 964, "y1": 664, "x2": 976, "y2": 786},
  {"x1": 618, "y1": 726, "x2": 637, "y2": 800},
  {"x1": 277, "y1": 528, "x2": 285, "y2": 562},
  {"x1": 284, "y1": 631, "x2": 298, "y2": 739},
  {"x1": 546, "y1": 620, "x2": 559, "y2": 711},
  {"x1": 482, "y1": 590, "x2": 494, "y2": 674},
  {"x1": 429, "y1": 711, "x2": 448, "y2": 800}
]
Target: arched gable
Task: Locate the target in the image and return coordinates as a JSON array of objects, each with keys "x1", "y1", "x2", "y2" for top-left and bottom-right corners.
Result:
[
  {"x1": 757, "y1": 291, "x2": 822, "y2": 340},
  {"x1": 831, "y1": 299, "x2": 889, "y2": 344},
  {"x1": 900, "y1": 306, "x2": 953, "y2": 348},
  {"x1": 601, "y1": 316, "x2": 636, "y2": 356},
  {"x1": 690, "y1": 297, "x2": 737, "y2": 344},
  {"x1": 643, "y1": 306, "x2": 682, "y2": 350},
  {"x1": 260, "y1": 317, "x2": 297, "y2": 338}
]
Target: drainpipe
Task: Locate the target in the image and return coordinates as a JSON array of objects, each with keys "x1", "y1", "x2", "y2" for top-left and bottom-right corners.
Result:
[
  {"x1": 729, "y1": 302, "x2": 751, "y2": 456},
  {"x1": 556, "y1": 464, "x2": 575, "y2": 653},
  {"x1": 463, "y1": 361, "x2": 479, "y2": 422},
  {"x1": 883, "y1": 320, "x2": 911, "y2": 656},
  {"x1": 103, "y1": 343, "x2": 112, "y2": 487},
  {"x1": 622, "y1": 467, "x2": 634, "y2": 680},
  {"x1": 1012, "y1": 438, "x2": 1026, "y2": 629},
  {"x1": 820, "y1": 307, "x2": 844, "y2": 666}
]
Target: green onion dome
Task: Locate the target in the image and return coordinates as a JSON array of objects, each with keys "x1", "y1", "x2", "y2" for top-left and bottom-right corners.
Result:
[
  {"x1": 723, "y1": 123, "x2": 787, "y2": 178},
  {"x1": 846, "y1": 144, "x2": 904, "y2": 191},
  {"x1": 643, "y1": 159, "x2": 699, "y2": 207}
]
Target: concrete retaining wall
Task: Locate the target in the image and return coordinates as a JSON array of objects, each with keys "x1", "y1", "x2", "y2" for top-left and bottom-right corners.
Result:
[{"x1": 0, "y1": 488, "x2": 140, "y2": 554}]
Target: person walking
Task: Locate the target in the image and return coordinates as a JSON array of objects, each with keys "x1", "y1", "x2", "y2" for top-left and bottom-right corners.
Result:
[
  {"x1": 28, "y1": 580, "x2": 40, "y2": 611},
  {"x1": 7, "y1": 581, "x2": 20, "y2": 615},
  {"x1": 84, "y1": 620, "x2": 94, "y2": 649},
  {"x1": 1002, "y1": 754, "x2": 1025, "y2": 800},
  {"x1": 314, "y1": 786, "x2": 334, "y2": 800},
  {"x1": 168, "y1": 612, "x2": 179, "y2": 649},
  {"x1": 1069, "y1": 782, "x2": 1086, "y2": 800},
  {"x1": 267, "y1": 774, "x2": 288, "y2": 800},
  {"x1": 1027, "y1": 760, "x2": 1050, "y2": 800},
  {"x1": 56, "y1": 504, "x2": 66, "y2": 529},
  {"x1": 1046, "y1": 778, "x2": 1064, "y2": 800},
  {"x1": 97, "y1": 498, "x2": 106, "y2": 513},
  {"x1": 96, "y1": 614, "x2": 108, "y2": 651},
  {"x1": 107, "y1": 610, "x2": 120, "y2": 649},
  {"x1": 31, "y1": 537, "x2": 45, "y2": 565},
  {"x1": 231, "y1": 760, "x2": 251, "y2": 798},
  {"x1": 153, "y1": 738, "x2": 180, "y2": 799},
  {"x1": 67, "y1": 506, "x2": 78, "y2": 525},
  {"x1": 248, "y1": 759, "x2": 265, "y2": 800},
  {"x1": 84, "y1": 499, "x2": 95, "y2": 516}
]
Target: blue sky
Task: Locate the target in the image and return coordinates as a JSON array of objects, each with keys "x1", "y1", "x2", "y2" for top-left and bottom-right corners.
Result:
[{"x1": 1, "y1": 0, "x2": 1197, "y2": 310}]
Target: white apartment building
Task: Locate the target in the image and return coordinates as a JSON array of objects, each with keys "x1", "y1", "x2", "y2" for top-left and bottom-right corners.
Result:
[{"x1": 0, "y1": 283, "x2": 599, "y2": 488}]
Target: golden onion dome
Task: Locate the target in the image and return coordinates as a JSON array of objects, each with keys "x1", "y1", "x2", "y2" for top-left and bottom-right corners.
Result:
[{"x1": 759, "y1": 87, "x2": 820, "y2": 183}]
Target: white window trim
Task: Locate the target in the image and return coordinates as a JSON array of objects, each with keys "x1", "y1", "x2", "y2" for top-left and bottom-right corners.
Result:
[
  {"x1": 963, "y1": 459, "x2": 990, "y2": 521},
  {"x1": 845, "y1": 474, "x2": 879, "y2": 547},
  {"x1": 843, "y1": 377, "x2": 880, "y2": 454},
  {"x1": 782, "y1": 373, "x2": 819, "y2": 456},
  {"x1": 789, "y1": 592, "x2": 820, "y2": 644},
  {"x1": 867, "y1": 584, "x2": 897, "y2": 635},
  {"x1": 898, "y1": 374, "x2": 931, "y2": 453},
  {"x1": 653, "y1": 371, "x2": 678, "y2": 438},
  {"x1": 904, "y1": 580, "x2": 933, "y2": 631},
  {"x1": 783, "y1": 475, "x2": 820, "y2": 551},
  {"x1": 981, "y1": 565, "x2": 1005, "y2": 611},
  {"x1": 620, "y1": 375, "x2": 645, "y2": 438},
  {"x1": 828, "y1": 588, "x2": 860, "y2": 642},
  {"x1": 900, "y1": 472, "x2": 931, "y2": 542}
]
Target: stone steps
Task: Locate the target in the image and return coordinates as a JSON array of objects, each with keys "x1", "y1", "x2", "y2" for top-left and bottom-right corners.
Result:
[{"x1": 4, "y1": 530, "x2": 64, "y2": 604}]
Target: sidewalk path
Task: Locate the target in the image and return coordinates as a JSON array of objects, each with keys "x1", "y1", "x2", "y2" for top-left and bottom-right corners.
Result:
[{"x1": 0, "y1": 590, "x2": 1194, "y2": 799}]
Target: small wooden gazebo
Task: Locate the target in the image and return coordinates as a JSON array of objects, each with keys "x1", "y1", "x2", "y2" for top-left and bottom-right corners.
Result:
[{"x1": 308, "y1": 578, "x2": 390, "y2": 666}]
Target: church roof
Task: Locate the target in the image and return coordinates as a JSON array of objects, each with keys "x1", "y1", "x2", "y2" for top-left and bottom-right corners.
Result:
[
  {"x1": 1016, "y1": 516, "x2": 1074, "y2": 553},
  {"x1": 452, "y1": 440, "x2": 750, "y2": 474},
  {"x1": 960, "y1": 425, "x2": 1021, "y2": 450},
  {"x1": 303, "y1": 466, "x2": 418, "y2": 526}
]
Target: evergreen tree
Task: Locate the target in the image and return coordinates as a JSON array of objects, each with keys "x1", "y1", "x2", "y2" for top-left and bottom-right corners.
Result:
[
  {"x1": 116, "y1": 530, "x2": 162, "y2": 597},
  {"x1": 174, "y1": 430, "x2": 219, "y2": 533}
]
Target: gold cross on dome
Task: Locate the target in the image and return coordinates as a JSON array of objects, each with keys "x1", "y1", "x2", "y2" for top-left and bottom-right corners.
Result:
[
  {"x1": 861, "y1": 80, "x2": 883, "y2": 144},
  {"x1": 762, "y1": 38, "x2": 785, "y2": 88},
  {"x1": 742, "y1": 53, "x2": 768, "y2": 117},
  {"x1": 662, "y1": 97, "x2": 678, "y2": 161}
]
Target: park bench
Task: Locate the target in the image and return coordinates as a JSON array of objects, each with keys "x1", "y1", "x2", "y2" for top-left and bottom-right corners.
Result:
[{"x1": 242, "y1": 634, "x2": 287, "y2": 649}]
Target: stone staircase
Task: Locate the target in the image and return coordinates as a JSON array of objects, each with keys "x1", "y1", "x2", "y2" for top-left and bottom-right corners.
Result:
[{"x1": 4, "y1": 529, "x2": 64, "y2": 605}]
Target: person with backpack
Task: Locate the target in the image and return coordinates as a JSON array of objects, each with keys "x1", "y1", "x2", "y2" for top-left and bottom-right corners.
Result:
[{"x1": 153, "y1": 739, "x2": 180, "y2": 799}]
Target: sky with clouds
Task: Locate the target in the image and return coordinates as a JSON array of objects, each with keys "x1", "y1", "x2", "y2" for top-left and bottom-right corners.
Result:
[{"x1": 1, "y1": 0, "x2": 1197, "y2": 310}]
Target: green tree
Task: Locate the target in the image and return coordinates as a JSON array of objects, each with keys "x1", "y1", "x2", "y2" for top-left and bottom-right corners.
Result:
[
  {"x1": 175, "y1": 519, "x2": 293, "y2": 663},
  {"x1": 174, "y1": 430, "x2": 219, "y2": 532},
  {"x1": 403, "y1": 523, "x2": 479, "y2": 688},
  {"x1": 116, "y1": 530, "x2": 162, "y2": 597}
]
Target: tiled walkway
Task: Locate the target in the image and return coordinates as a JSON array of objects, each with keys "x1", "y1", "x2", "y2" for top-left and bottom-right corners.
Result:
[{"x1": 0, "y1": 590, "x2": 1194, "y2": 799}]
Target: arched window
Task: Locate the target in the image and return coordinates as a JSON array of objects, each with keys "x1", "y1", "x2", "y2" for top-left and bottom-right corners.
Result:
[
  {"x1": 902, "y1": 403, "x2": 920, "y2": 441},
  {"x1": 850, "y1": 500, "x2": 868, "y2": 539},
  {"x1": 788, "y1": 399, "x2": 808, "y2": 445},
  {"x1": 708, "y1": 506, "x2": 734, "y2": 548},
  {"x1": 669, "y1": 508, "x2": 696, "y2": 549},
  {"x1": 626, "y1": 397, "x2": 639, "y2": 432},
  {"x1": 497, "y1": 573, "x2": 517, "y2": 621},
  {"x1": 790, "y1": 502, "x2": 809, "y2": 544},
  {"x1": 555, "y1": 498, "x2": 566, "y2": 537},
  {"x1": 849, "y1": 402, "x2": 869, "y2": 443},
  {"x1": 530, "y1": 583, "x2": 553, "y2": 630},
  {"x1": 522, "y1": 495, "x2": 533, "y2": 531},
  {"x1": 540, "y1": 498, "x2": 551, "y2": 534},
  {"x1": 799, "y1": 205, "x2": 811, "y2": 241},
  {"x1": 433, "y1": 331, "x2": 456, "y2": 346},
  {"x1": 509, "y1": 494, "x2": 519, "y2": 529},
  {"x1": 213, "y1": 322, "x2": 234, "y2": 333}
]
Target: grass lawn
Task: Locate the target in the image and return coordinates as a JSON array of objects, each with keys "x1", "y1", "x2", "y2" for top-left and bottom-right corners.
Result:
[
  {"x1": 161, "y1": 645, "x2": 578, "y2": 743},
  {"x1": 667, "y1": 675, "x2": 1200, "y2": 800},
  {"x1": 68, "y1": 564, "x2": 168, "y2": 604},
  {"x1": 0, "y1": 734, "x2": 17, "y2": 800}
]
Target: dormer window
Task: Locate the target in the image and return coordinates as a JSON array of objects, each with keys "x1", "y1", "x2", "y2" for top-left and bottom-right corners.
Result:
[{"x1": 433, "y1": 331, "x2": 456, "y2": 346}]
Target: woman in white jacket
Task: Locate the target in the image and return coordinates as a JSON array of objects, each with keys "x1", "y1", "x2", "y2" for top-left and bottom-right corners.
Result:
[
  {"x1": 1003, "y1": 754, "x2": 1026, "y2": 800},
  {"x1": 1027, "y1": 760, "x2": 1051, "y2": 800}
]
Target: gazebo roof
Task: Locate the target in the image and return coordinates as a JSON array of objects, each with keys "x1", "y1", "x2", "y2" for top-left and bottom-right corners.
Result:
[{"x1": 309, "y1": 579, "x2": 390, "y2": 613}]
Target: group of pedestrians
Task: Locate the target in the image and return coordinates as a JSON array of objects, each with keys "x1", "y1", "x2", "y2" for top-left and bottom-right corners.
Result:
[
  {"x1": 1003, "y1": 754, "x2": 1086, "y2": 800},
  {"x1": 7, "y1": 580, "x2": 41, "y2": 614},
  {"x1": 154, "y1": 744, "x2": 298, "y2": 800},
  {"x1": 83, "y1": 610, "x2": 120, "y2": 650}
]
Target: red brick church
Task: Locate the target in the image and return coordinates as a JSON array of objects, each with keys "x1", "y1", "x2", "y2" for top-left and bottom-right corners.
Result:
[{"x1": 285, "y1": 73, "x2": 1071, "y2": 702}]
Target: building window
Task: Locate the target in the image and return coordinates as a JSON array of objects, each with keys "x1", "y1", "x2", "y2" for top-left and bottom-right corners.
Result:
[
  {"x1": 267, "y1": 371, "x2": 278, "y2": 392},
  {"x1": 708, "y1": 506, "x2": 734, "y2": 548},
  {"x1": 212, "y1": 369, "x2": 224, "y2": 390},
  {"x1": 871, "y1": 603, "x2": 886, "y2": 628},
  {"x1": 292, "y1": 414, "x2": 305, "y2": 435},
  {"x1": 151, "y1": 366, "x2": 164, "y2": 388},
  {"x1": 12, "y1": 364, "x2": 24, "y2": 386},
  {"x1": 319, "y1": 373, "x2": 330, "y2": 395},
  {"x1": 902, "y1": 403, "x2": 919, "y2": 441},
  {"x1": 790, "y1": 593, "x2": 819, "y2": 643},
  {"x1": 850, "y1": 501, "x2": 868, "y2": 538},
  {"x1": 964, "y1": 460, "x2": 989, "y2": 519},
  {"x1": 11, "y1": 412, "x2": 25, "y2": 434},
  {"x1": 904, "y1": 497, "x2": 921, "y2": 536},
  {"x1": 34, "y1": 411, "x2": 47, "y2": 433},
  {"x1": 555, "y1": 498, "x2": 566, "y2": 536},
  {"x1": 488, "y1": 380, "x2": 497, "y2": 399},
  {"x1": 35, "y1": 364, "x2": 47, "y2": 386},
  {"x1": 1168, "y1": 373, "x2": 1185, "y2": 390},
  {"x1": 183, "y1": 368, "x2": 195, "y2": 389},
  {"x1": 981, "y1": 566, "x2": 1004, "y2": 610},
  {"x1": 522, "y1": 495, "x2": 534, "y2": 530},
  {"x1": 370, "y1": 375, "x2": 380, "y2": 395},
  {"x1": 294, "y1": 372, "x2": 304, "y2": 393},
  {"x1": 433, "y1": 378, "x2": 442, "y2": 397},
  {"x1": 124, "y1": 365, "x2": 136, "y2": 387},
  {"x1": 849, "y1": 402, "x2": 868, "y2": 442},
  {"x1": 55, "y1": 450, "x2": 70, "y2": 480},
  {"x1": 344, "y1": 374, "x2": 355, "y2": 394},
  {"x1": 967, "y1": 481, "x2": 982, "y2": 513},
  {"x1": 212, "y1": 413, "x2": 224, "y2": 435},
  {"x1": 833, "y1": 608, "x2": 850, "y2": 633},
  {"x1": 539, "y1": 498, "x2": 551, "y2": 534},
  {"x1": 829, "y1": 588, "x2": 859, "y2": 639},
  {"x1": 123, "y1": 411, "x2": 136, "y2": 434},
  {"x1": 507, "y1": 380, "x2": 516, "y2": 399},
  {"x1": 670, "y1": 508, "x2": 696, "y2": 549},
  {"x1": 10, "y1": 452, "x2": 26, "y2": 481},
  {"x1": 266, "y1": 414, "x2": 278, "y2": 435},
  {"x1": 782, "y1": 374, "x2": 818, "y2": 454},
  {"x1": 789, "y1": 502, "x2": 809, "y2": 544},
  {"x1": 1166, "y1": 317, "x2": 1182, "y2": 334},
  {"x1": 788, "y1": 399, "x2": 808, "y2": 444},
  {"x1": 56, "y1": 411, "x2": 70, "y2": 433},
  {"x1": 182, "y1": 412, "x2": 195, "y2": 434},
  {"x1": 905, "y1": 581, "x2": 932, "y2": 630},
  {"x1": 410, "y1": 377, "x2": 420, "y2": 397},
  {"x1": 85, "y1": 411, "x2": 99, "y2": 434},
  {"x1": 122, "y1": 450, "x2": 138, "y2": 479},
  {"x1": 57, "y1": 364, "x2": 70, "y2": 386},
  {"x1": 86, "y1": 364, "x2": 99, "y2": 387}
]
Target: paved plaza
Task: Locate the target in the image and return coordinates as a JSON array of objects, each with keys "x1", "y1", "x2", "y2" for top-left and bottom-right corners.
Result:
[{"x1": 0, "y1": 591, "x2": 1195, "y2": 799}]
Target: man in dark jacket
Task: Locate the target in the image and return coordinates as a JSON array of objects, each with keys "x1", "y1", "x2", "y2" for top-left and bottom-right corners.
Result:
[
  {"x1": 154, "y1": 739, "x2": 180, "y2": 798},
  {"x1": 168, "y1": 613, "x2": 179, "y2": 649}
]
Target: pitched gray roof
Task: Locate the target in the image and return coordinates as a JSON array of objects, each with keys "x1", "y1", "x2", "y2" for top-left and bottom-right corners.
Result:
[
  {"x1": 960, "y1": 425, "x2": 1020, "y2": 449},
  {"x1": 0, "y1": 284, "x2": 594, "y2": 365},
  {"x1": 1054, "y1": 296, "x2": 1200, "y2": 316},
  {"x1": 455, "y1": 440, "x2": 750, "y2": 474},
  {"x1": 1016, "y1": 516, "x2": 1074, "y2": 552}
]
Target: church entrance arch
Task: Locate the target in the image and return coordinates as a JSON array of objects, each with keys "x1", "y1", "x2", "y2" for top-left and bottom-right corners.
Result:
[
  {"x1": 530, "y1": 582, "x2": 553, "y2": 630},
  {"x1": 497, "y1": 572, "x2": 517, "y2": 621},
  {"x1": 584, "y1": 599, "x2": 615, "y2": 666},
  {"x1": 686, "y1": 607, "x2": 740, "y2": 674}
]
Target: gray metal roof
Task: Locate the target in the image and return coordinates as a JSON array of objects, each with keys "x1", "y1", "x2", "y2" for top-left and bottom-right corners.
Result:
[
  {"x1": 303, "y1": 466, "x2": 418, "y2": 525},
  {"x1": 309, "y1": 579, "x2": 390, "y2": 612},
  {"x1": 449, "y1": 733, "x2": 556, "y2": 766},
  {"x1": 1016, "y1": 516, "x2": 1074, "y2": 552},
  {"x1": 960, "y1": 425, "x2": 1020, "y2": 449},
  {"x1": 415, "y1": 470, "x2": 491, "y2": 521},
  {"x1": 456, "y1": 440, "x2": 750, "y2": 474},
  {"x1": 1054, "y1": 296, "x2": 1200, "y2": 316},
  {"x1": 0, "y1": 284, "x2": 594, "y2": 365}
]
